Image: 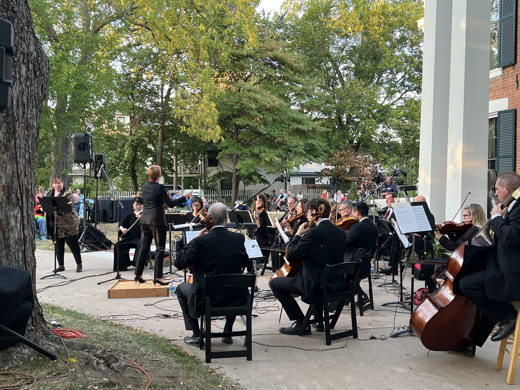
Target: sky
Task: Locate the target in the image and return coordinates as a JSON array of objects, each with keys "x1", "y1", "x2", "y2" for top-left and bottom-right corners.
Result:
[{"x1": 256, "y1": 0, "x2": 285, "y2": 14}]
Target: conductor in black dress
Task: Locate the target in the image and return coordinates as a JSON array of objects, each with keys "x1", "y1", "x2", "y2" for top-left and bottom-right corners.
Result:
[
  {"x1": 134, "y1": 165, "x2": 192, "y2": 285},
  {"x1": 270, "y1": 198, "x2": 348, "y2": 335},
  {"x1": 113, "y1": 196, "x2": 143, "y2": 272},
  {"x1": 175, "y1": 202, "x2": 250, "y2": 346}
]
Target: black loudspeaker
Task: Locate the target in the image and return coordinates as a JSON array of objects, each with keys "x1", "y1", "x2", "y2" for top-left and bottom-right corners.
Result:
[
  {"x1": 0, "y1": 265, "x2": 34, "y2": 351},
  {"x1": 89, "y1": 153, "x2": 105, "y2": 179},
  {"x1": 81, "y1": 221, "x2": 113, "y2": 251},
  {"x1": 73, "y1": 133, "x2": 92, "y2": 164},
  {"x1": 0, "y1": 18, "x2": 14, "y2": 112}
]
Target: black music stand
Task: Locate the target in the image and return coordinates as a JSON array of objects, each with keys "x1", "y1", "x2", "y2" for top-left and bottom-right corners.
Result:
[
  {"x1": 40, "y1": 197, "x2": 73, "y2": 280},
  {"x1": 165, "y1": 213, "x2": 190, "y2": 279},
  {"x1": 387, "y1": 204, "x2": 435, "y2": 338},
  {"x1": 377, "y1": 217, "x2": 404, "y2": 289}
]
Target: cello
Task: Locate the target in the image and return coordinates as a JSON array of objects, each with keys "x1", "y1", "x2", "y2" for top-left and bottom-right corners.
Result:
[
  {"x1": 410, "y1": 189, "x2": 520, "y2": 351},
  {"x1": 268, "y1": 204, "x2": 325, "y2": 288}
]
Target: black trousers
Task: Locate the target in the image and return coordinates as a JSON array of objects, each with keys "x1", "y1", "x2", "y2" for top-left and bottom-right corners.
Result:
[
  {"x1": 54, "y1": 234, "x2": 82, "y2": 266},
  {"x1": 270, "y1": 277, "x2": 308, "y2": 322},
  {"x1": 381, "y1": 235, "x2": 401, "y2": 272},
  {"x1": 176, "y1": 282, "x2": 236, "y2": 337},
  {"x1": 113, "y1": 237, "x2": 140, "y2": 272},
  {"x1": 459, "y1": 270, "x2": 517, "y2": 347},
  {"x1": 135, "y1": 224, "x2": 167, "y2": 279}
]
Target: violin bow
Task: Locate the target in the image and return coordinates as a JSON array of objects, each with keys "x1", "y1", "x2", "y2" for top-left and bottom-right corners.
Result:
[{"x1": 451, "y1": 192, "x2": 471, "y2": 221}]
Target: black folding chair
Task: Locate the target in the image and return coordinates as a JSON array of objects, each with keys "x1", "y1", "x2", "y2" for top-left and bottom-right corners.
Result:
[
  {"x1": 299, "y1": 260, "x2": 362, "y2": 345},
  {"x1": 200, "y1": 274, "x2": 256, "y2": 363},
  {"x1": 355, "y1": 247, "x2": 376, "y2": 316}
]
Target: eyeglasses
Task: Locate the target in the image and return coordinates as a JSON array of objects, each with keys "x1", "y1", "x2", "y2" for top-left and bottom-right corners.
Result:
[
  {"x1": 338, "y1": 208, "x2": 346, "y2": 212},
  {"x1": 463, "y1": 214, "x2": 471, "y2": 218}
]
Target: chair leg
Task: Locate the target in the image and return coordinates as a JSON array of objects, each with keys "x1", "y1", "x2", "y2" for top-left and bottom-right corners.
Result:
[
  {"x1": 497, "y1": 338, "x2": 507, "y2": 371},
  {"x1": 247, "y1": 310, "x2": 253, "y2": 361},
  {"x1": 330, "y1": 301, "x2": 345, "y2": 329},
  {"x1": 506, "y1": 312, "x2": 520, "y2": 384},
  {"x1": 357, "y1": 288, "x2": 364, "y2": 317},
  {"x1": 205, "y1": 303, "x2": 212, "y2": 364},
  {"x1": 350, "y1": 294, "x2": 358, "y2": 339},
  {"x1": 323, "y1": 300, "x2": 331, "y2": 346},
  {"x1": 368, "y1": 273, "x2": 374, "y2": 310},
  {"x1": 299, "y1": 303, "x2": 315, "y2": 337}
]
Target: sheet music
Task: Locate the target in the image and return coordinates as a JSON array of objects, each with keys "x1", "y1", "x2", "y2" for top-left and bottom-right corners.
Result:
[
  {"x1": 244, "y1": 240, "x2": 263, "y2": 259},
  {"x1": 392, "y1": 221, "x2": 412, "y2": 248},
  {"x1": 392, "y1": 205, "x2": 432, "y2": 234},
  {"x1": 185, "y1": 230, "x2": 199, "y2": 244},
  {"x1": 274, "y1": 220, "x2": 290, "y2": 244},
  {"x1": 173, "y1": 223, "x2": 191, "y2": 229}
]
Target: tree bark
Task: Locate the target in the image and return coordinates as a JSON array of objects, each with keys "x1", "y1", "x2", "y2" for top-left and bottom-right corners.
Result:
[{"x1": 0, "y1": 0, "x2": 54, "y2": 365}]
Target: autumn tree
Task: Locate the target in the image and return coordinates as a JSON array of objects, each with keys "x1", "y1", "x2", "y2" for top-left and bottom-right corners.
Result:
[
  {"x1": 214, "y1": 18, "x2": 327, "y2": 203},
  {"x1": 0, "y1": 0, "x2": 52, "y2": 364}
]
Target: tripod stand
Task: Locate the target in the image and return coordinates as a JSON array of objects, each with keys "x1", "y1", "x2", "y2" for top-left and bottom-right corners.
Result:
[
  {"x1": 39, "y1": 197, "x2": 73, "y2": 280},
  {"x1": 98, "y1": 165, "x2": 126, "y2": 285}
]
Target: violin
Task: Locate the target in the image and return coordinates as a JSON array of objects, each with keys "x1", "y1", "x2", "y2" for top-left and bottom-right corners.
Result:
[
  {"x1": 436, "y1": 221, "x2": 473, "y2": 235},
  {"x1": 335, "y1": 216, "x2": 359, "y2": 231},
  {"x1": 287, "y1": 212, "x2": 305, "y2": 224},
  {"x1": 307, "y1": 204, "x2": 326, "y2": 229}
]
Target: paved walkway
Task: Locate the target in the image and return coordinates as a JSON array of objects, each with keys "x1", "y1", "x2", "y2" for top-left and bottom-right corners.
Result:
[{"x1": 35, "y1": 249, "x2": 516, "y2": 389}]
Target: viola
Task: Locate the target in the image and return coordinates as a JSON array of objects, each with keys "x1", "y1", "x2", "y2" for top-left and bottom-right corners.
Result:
[
  {"x1": 335, "y1": 216, "x2": 359, "y2": 231},
  {"x1": 436, "y1": 221, "x2": 473, "y2": 235}
]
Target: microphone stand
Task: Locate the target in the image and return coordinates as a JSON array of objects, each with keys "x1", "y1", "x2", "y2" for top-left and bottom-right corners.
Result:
[{"x1": 98, "y1": 165, "x2": 125, "y2": 285}]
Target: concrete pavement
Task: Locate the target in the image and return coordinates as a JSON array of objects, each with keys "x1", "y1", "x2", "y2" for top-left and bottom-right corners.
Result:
[{"x1": 35, "y1": 248, "x2": 516, "y2": 389}]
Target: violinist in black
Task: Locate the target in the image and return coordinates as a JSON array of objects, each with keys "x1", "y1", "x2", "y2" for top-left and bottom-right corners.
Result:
[
  {"x1": 113, "y1": 196, "x2": 143, "y2": 272},
  {"x1": 254, "y1": 194, "x2": 270, "y2": 259},
  {"x1": 186, "y1": 196, "x2": 206, "y2": 225}
]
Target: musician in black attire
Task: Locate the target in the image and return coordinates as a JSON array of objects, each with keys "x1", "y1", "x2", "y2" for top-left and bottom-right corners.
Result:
[
  {"x1": 113, "y1": 196, "x2": 143, "y2": 272},
  {"x1": 186, "y1": 196, "x2": 205, "y2": 224},
  {"x1": 344, "y1": 202, "x2": 378, "y2": 305},
  {"x1": 134, "y1": 165, "x2": 192, "y2": 285},
  {"x1": 455, "y1": 172, "x2": 520, "y2": 357},
  {"x1": 175, "y1": 202, "x2": 249, "y2": 346},
  {"x1": 254, "y1": 194, "x2": 271, "y2": 261},
  {"x1": 270, "y1": 198, "x2": 348, "y2": 335}
]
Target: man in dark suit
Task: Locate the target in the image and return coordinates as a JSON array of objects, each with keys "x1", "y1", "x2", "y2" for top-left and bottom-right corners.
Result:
[
  {"x1": 344, "y1": 201, "x2": 378, "y2": 305},
  {"x1": 270, "y1": 198, "x2": 348, "y2": 335},
  {"x1": 455, "y1": 172, "x2": 520, "y2": 357},
  {"x1": 175, "y1": 202, "x2": 249, "y2": 346},
  {"x1": 134, "y1": 165, "x2": 192, "y2": 284}
]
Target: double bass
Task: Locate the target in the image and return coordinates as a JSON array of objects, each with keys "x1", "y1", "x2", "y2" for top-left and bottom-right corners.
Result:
[
  {"x1": 268, "y1": 205, "x2": 325, "y2": 288},
  {"x1": 410, "y1": 190, "x2": 520, "y2": 351}
]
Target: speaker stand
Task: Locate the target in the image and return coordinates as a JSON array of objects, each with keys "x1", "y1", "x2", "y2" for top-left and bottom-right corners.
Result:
[{"x1": 0, "y1": 324, "x2": 57, "y2": 360}]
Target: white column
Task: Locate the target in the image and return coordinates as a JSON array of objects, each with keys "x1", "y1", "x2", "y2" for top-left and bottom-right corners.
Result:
[
  {"x1": 418, "y1": 0, "x2": 452, "y2": 220},
  {"x1": 445, "y1": 1, "x2": 490, "y2": 221}
]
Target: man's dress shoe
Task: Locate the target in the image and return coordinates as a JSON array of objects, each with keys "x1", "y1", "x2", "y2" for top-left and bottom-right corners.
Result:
[
  {"x1": 222, "y1": 336, "x2": 233, "y2": 344},
  {"x1": 491, "y1": 313, "x2": 518, "y2": 342},
  {"x1": 279, "y1": 321, "x2": 311, "y2": 335},
  {"x1": 454, "y1": 342, "x2": 476, "y2": 357},
  {"x1": 184, "y1": 336, "x2": 203, "y2": 347},
  {"x1": 54, "y1": 265, "x2": 65, "y2": 272},
  {"x1": 311, "y1": 322, "x2": 325, "y2": 332}
]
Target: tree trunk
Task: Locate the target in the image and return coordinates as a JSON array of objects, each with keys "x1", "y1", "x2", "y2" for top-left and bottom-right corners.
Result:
[
  {"x1": 0, "y1": 0, "x2": 54, "y2": 365},
  {"x1": 156, "y1": 122, "x2": 164, "y2": 166}
]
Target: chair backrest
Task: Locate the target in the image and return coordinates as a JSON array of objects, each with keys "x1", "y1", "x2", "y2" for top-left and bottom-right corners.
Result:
[
  {"x1": 353, "y1": 247, "x2": 372, "y2": 263},
  {"x1": 202, "y1": 274, "x2": 256, "y2": 298},
  {"x1": 320, "y1": 260, "x2": 362, "y2": 286}
]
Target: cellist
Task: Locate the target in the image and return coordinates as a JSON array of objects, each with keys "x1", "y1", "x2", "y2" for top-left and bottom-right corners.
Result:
[{"x1": 455, "y1": 172, "x2": 520, "y2": 357}]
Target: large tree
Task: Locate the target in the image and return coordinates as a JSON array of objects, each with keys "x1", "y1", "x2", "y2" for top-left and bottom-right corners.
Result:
[
  {"x1": 284, "y1": 0, "x2": 423, "y2": 168},
  {"x1": 0, "y1": 0, "x2": 51, "y2": 364},
  {"x1": 215, "y1": 18, "x2": 327, "y2": 203}
]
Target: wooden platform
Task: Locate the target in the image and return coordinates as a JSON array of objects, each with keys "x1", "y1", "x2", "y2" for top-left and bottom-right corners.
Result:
[{"x1": 108, "y1": 279, "x2": 169, "y2": 299}]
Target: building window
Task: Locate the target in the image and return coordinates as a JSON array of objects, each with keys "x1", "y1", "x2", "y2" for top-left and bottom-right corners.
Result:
[
  {"x1": 302, "y1": 178, "x2": 316, "y2": 184},
  {"x1": 220, "y1": 179, "x2": 232, "y2": 190},
  {"x1": 489, "y1": 117, "x2": 497, "y2": 170},
  {"x1": 490, "y1": 0, "x2": 499, "y2": 70},
  {"x1": 490, "y1": 110, "x2": 517, "y2": 174},
  {"x1": 208, "y1": 150, "x2": 219, "y2": 167},
  {"x1": 116, "y1": 116, "x2": 126, "y2": 124}
]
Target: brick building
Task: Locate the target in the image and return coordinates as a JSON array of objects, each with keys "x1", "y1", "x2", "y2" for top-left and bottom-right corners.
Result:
[{"x1": 489, "y1": 0, "x2": 518, "y2": 174}]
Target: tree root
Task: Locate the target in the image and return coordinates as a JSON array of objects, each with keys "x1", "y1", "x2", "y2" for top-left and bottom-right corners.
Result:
[{"x1": 87, "y1": 349, "x2": 129, "y2": 374}]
